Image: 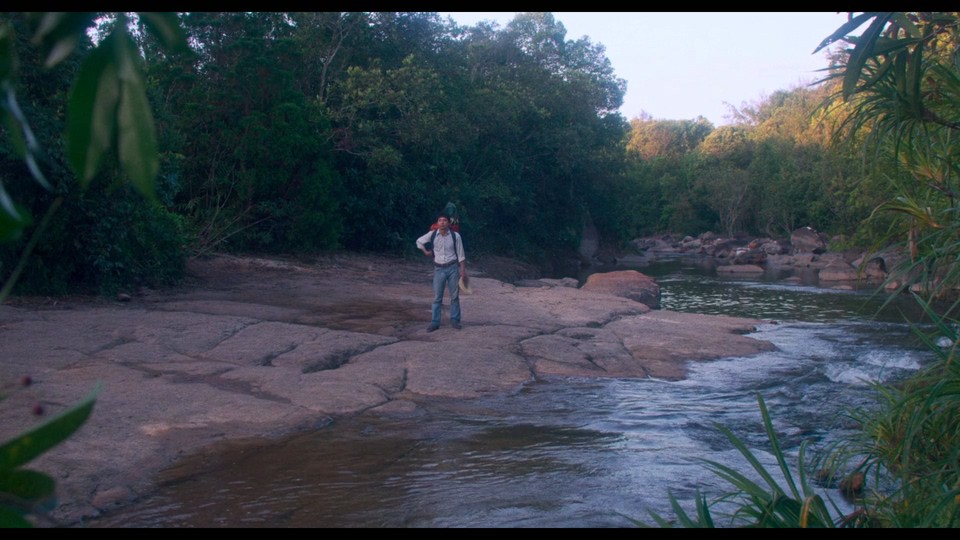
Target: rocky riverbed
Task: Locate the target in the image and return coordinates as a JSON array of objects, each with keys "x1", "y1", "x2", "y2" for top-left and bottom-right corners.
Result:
[{"x1": 0, "y1": 252, "x2": 775, "y2": 526}]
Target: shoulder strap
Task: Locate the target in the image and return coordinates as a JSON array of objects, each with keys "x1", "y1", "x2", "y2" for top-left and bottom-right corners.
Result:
[{"x1": 430, "y1": 229, "x2": 459, "y2": 257}]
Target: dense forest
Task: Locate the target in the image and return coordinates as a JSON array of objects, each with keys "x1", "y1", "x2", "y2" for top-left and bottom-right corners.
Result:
[
  {"x1": 0, "y1": 12, "x2": 952, "y2": 300},
  {"x1": 0, "y1": 11, "x2": 888, "y2": 295}
]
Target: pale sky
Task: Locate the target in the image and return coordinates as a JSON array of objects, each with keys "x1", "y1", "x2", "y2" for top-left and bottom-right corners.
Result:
[{"x1": 441, "y1": 12, "x2": 850, "y2": 126}]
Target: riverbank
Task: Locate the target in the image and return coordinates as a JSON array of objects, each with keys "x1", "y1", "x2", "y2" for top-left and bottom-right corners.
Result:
[{"x1": 0, "y1": 252, "x2": 775, "y2": 526}]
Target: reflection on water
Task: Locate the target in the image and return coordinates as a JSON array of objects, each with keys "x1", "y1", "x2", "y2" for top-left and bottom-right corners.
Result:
[
  {"x1": 644, "y1": 257, "x2": 932, "y2": 324},
  {"x1": 86, "y1": 258, "x2": 938, "y2": 528}
]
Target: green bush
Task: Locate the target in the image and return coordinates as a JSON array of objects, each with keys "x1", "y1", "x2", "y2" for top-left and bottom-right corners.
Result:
[
  {"x1": 1, "y1": 181, "x2": 188, "y2": 296},
  {"x1": 818, "y1": 299, "x2": 960, "y2": 527}
]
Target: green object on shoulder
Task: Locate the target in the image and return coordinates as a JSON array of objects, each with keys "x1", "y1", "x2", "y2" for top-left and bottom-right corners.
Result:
[{"x1": 442, "y1": 202, "x2": 458, "y2": 220}]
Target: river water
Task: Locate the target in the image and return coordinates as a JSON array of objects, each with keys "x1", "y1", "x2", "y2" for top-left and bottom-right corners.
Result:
[{"x1": 86, "y1": 257, "x2": 939, "y2": 528}]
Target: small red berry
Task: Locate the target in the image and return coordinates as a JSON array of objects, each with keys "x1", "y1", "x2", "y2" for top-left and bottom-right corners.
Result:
[
  {"x1": 32, "y1": 403, "x2": 45, "y2": 416},
  {"x1": 20, "y1": 375, "x2": 32, "y2": 387}
]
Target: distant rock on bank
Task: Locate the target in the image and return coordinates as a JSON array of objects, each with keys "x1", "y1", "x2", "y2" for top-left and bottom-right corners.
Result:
[{"x1": 622, "y1": 227, "x2": 910, "y2": 291}]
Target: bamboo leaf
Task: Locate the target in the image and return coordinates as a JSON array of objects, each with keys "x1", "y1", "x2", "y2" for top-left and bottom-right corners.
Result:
[
  {"x1": 28, "y1": 12, "x2": 97, "y2": 69},
  {"x1": 66, "y1": 36, "x2": 119, "y2": 186},
  {"x1": 889, "y1": 13, "x2": 922, "y2": 38},
  {"x1": 758, "y1": 395, "x2": 802, "y2": 499},
  {"x1": 0, "y1": 506, "x2": 32, "y2": 528},
  {"x1": 799, "y1": 496, "x2": 814, "y2": 527},
  {"x1": 872, "y1": 197, "x2": 943, "y2": 228},
  {"x1": 796, "y1": 442, "x2": 815, "y2": 497},
  {"x1": 0, "y1": 385, "x2": 98, "y2": 472},
  {"x1": 0, "y1": 182, "x2": 31, "y2": 242},
  {"x1": 859, "y1": 56, "x2": 893, "y2": 90},
  {"x1": 644, "y1": 490, "x2": 715, "y2": 528},
  {"x1": 114, "y1": 32, "x2": 158, "y2": 198},
  {"x1": 814, "y1": 12, "x2": 877, "y2": 54},
  {"x1": 694, "y1": 492, "x2": 715, "y2": 527},
  {"x1": 871, "y1": 36, "x2": 922, "y2": 57},
  {"x1": 703, "y1": 459, "x2": 771, "y2": 501},
  {"x1": 667, "y1": 491, "x2": 703, "y2": 527},
  {"x1": 843, "y1": 14, "x2": 895, "y2": 99},
  {"x1": 137, "y1": 12, "x2": 189, "y2": 52},
  {"x1": 0, "y1": 22, "x2": 15, "y2": 82},
  {"x1": 715, "y1": 422, "x2": 787, "y2": 497},
  {"x1": 906, "y1": 36, "x2": 924, "y2": 117},
  {"x1": 0, "y1": 469, "x2": 55, "y2": 504},
  {"x1": 2, "y1": 83, "x2": 51, "y2": 190}
]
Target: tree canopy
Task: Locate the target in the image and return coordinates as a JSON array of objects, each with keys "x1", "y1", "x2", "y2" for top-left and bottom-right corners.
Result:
[{"x1": 0, "y1": 11, "x2": 916, "y2": 293}]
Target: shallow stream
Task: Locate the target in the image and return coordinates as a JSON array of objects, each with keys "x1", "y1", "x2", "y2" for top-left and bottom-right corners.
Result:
[{"x1": 86, "y1": 257, "x2": 938, "y2": 527}]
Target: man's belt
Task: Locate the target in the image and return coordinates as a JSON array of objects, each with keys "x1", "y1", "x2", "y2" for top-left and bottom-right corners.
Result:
[{"x1": 435, "y1": 260, "x2": 458, "y2": 268}]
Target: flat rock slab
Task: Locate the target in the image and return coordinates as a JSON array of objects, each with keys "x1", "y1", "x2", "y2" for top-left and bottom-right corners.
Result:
[{"x1": 0, "y1": 253, "x2": 774, "y2": 525}]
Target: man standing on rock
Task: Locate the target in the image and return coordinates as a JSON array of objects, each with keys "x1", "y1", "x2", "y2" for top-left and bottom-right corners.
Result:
[{"x1": 416, "y1": 212, "x2": 467, "y2": 331}]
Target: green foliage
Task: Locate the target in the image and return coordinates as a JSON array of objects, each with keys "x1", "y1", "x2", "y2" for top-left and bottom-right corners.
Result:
[
  {"x1": 588, "y1": 161, "x2": 660, "y2": 243},
  {"x1": 30, "y1": 12, "x2": 185, "y2": 198},
  {"x1": 618, "y1": 83, "x2": 873, "y2": 243},
  {"x1": 625, "y1": 116, "x2": 714, "y2": 160},
  {"x1": 0, "y1": 17, "x2": 50, "y2": 243},
  {"x1": 1, "y1": 10, "x2": 916, "y2": 284},
  {"x1": 0, "y1": 13, "x2": 190, "y2": 295},
  {"x1": 66, "y1": 26, "x2": 156, "y2": 195},
  {"x1": 696, "y1": 162, "x2": 755, "y2": 237},
  {"x1": 663, "y1": 18, "x2": 960, "y2": 530},
  {"x1": 815, "y1": 295, "x2": 960, "y2": 527},
  {"x1": 329, "y1": 57, "x2": 449, "y2": 251},
  {"x1": 649, "y1": 12, "x2": 960, "y2": 529},
  {"x1": 750, "y1": 139, "x2": 839, "y2": 238},
  {"x1": 279, "y1": 160, "x2": 343, "y2": 252},
  {"x1": 817, "y1": 12, "x2": 960, "y2": 298},
  {"x1": 321, "y1": 13, "x2": 629, "y2": 260},
  {"x1": 0, "y1": 385, "x2": 98, "y2": 527},
  {"x1": 76, "y1": 183, "x2": 187, "y2": 293},
  {"x1": 158, "y1": 12, "x2": 343, "y2": 255},
  {"x1": 0, "y1": 170, "x2": 189, "y2": 295},
  {"x1": 0, "y1": 12, "x2": 184, "y2": 527}
]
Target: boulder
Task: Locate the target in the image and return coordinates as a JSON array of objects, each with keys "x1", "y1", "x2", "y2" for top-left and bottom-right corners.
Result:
[
  {"x1": 716, "y1": 264, "x2": 765, "y2": 274},
  {"x1": 818, "y1": 260, "x2": 859, "y2": 281},
  {"x1": 760, "y1": 239, "x2": 789, "y2": 255},
  {"x1": 680, "y1": 237, "x2": 702, "y2": 251},
  {"x1": 632, "y1": 237, "x2": 677, "y2": 253},
  {"x1": 732, "y1": 247, "x2": 767, "y2": 265},
  {"x1": 791, "y1": 226, "x2": 829, "y2": 254},
  {"x1": 581, "y1": 270, "x2": 661, "y2": 309},
  {"x1": 850, "y1": 256, "x2": 887, "y2": 281},
  {"x1": 709, "y1": 238, "x2": 748, "y2": 259}
]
